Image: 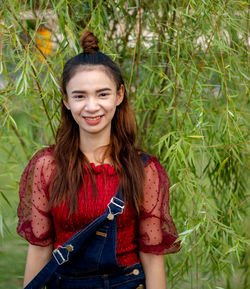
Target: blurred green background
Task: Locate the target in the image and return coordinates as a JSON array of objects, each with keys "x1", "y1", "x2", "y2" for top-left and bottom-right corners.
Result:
[{"x1": 0, "y1": 0, "x2": 249, "y2": 288}]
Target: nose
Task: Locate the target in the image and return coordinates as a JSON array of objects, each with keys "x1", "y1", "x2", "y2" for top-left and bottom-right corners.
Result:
[{"x1": 85, "y1": 97, "x2": 100, "y2": 112}]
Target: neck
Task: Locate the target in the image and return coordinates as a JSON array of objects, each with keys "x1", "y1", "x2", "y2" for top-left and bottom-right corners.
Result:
[{"x1": 79, "y1": 129, "x2": 111, "y2": 164}]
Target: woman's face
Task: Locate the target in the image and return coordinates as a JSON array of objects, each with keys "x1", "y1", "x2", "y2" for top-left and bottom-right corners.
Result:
[{"x1": 64, "y1": 67, "x2": 124, "y2": 140}]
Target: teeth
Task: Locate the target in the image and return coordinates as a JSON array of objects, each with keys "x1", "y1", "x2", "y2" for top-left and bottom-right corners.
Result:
[{"x1": 85, "y1": 116, "x2": 101, "y2": 120}]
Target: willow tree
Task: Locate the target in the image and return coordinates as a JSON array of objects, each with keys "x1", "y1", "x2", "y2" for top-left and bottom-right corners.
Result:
[{"x1": 0, "y1": 0, "x2": 249, "y2": 288}]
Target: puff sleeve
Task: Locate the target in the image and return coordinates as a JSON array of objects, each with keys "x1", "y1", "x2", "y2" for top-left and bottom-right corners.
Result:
[
  {"x1": 139, "y1": 157, "x2": 180, "y2": 254},
  {"x1": 17, "y1": 147, "x2": 55, "y2": 246}
]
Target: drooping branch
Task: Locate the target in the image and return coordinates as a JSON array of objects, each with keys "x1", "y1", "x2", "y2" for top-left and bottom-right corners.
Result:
[
  {"x1": 6, "y1": 4, "x2": 56, "y2": 140},
  {"x1": 135, "y1": 0, "x2": 142, "y2": 93},
  {"x1": 1, "y1": 105, "x2": 29, "y2": 159},
  {"x1": 179, "y1": 0, "x2": 231, "y2": 130}
]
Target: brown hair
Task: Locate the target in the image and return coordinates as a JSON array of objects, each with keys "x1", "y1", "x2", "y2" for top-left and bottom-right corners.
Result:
[{"x1": 49, "y1": 31, "x2": 145, "y2": 214}]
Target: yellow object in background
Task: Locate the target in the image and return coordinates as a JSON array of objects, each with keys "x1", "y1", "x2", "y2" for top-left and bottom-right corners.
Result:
[{"x1": 36, "y1": 26, "x2": 52, "y2": 58}]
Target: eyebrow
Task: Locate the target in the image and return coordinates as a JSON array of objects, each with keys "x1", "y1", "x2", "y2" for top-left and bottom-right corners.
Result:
[{"x1": 71, "y1": 88, "x2": 112, "y2": 94}]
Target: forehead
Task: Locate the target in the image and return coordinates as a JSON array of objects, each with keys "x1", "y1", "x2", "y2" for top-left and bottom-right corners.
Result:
[{"x1": 67, "y1": 66, "x2": 116, "y2": 91}]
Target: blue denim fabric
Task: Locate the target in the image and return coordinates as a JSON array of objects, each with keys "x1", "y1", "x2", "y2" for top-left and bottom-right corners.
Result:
[
  {"x1": 54, "y1": 198, "x2": 124, "y2": 277},
  {"x1": 44, "y1": 196, "x2": 146, "y2": 288},
  {"x1": 46, "y1": 263, "x2": 145, "y2": 289}
]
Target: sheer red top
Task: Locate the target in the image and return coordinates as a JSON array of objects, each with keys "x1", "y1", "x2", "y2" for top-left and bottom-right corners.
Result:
[{"x1": 17, "y1": 147, "x2": 180, "y2": 267}]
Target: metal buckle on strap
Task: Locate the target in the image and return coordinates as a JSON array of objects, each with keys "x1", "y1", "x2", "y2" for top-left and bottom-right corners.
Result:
[
  {"x1": 53, "y1": 244, "x2": 74, "y2": 265},
  {"x1": 107, "y1": 197, "x2": 124, "y2": 220},
  {"x1": 110, "y1": 197, "x2": 125, "y2": 210}
]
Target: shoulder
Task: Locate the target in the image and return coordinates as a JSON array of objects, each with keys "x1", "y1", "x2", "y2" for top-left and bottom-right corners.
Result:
[
  {"x1": 139, "y1": 152, "x2": 166, "y2": 171},
  {"x1": 26, "y1": 146, "x2": 55, "y2": 169},
  {"x1": 140, "y1": 153, "x2": 169, "y2": 187},
  {"x1": 19, "y1": 146, "x2": 56, "y2": 199},
  {"x1": 30, "y1": 145, "x2": 55, "y2": 162},
  {"x1": 21, "y1": 146, "x2": 56, "y2": 183}
]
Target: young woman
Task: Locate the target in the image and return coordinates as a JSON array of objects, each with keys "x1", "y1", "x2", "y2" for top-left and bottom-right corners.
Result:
[{"x1": 17, "y1": 31, "x2": 180, "y2": 289}]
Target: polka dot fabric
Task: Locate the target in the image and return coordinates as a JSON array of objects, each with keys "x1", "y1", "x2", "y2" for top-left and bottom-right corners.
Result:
[
  {"x1": 17, "y1": 147, "x2": 55, "y2": 247},
  {"x1": 17, "y1": 147, "x2": 180, "y2": 267},
  {"x1": 138, "y1": 158, "x2": 181, "y2": 254}
]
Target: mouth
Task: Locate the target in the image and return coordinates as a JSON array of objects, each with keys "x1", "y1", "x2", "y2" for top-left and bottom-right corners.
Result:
[
  {"x1": 83, "y1": 115, "x2": 103, "y2": 120},
  {"x1": 82, "y1": 115, "x2": 104, "y2": 125}
]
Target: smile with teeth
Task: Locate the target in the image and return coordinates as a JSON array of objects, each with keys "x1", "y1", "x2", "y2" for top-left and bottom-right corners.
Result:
[
  {"x1": 83, "y1": 115, "x2": 104, "y2": 125},
  {"x1": 84, "y1": 116, "x2": 102, "y2": 120}
]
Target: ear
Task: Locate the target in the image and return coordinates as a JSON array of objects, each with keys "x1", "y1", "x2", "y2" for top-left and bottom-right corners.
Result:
[
  {"x1": 63, "y1": 99, "x2": 70, "y2": 110},
  {"x1": 116, "y1": 85, "x2": 125, "y2": 106}
]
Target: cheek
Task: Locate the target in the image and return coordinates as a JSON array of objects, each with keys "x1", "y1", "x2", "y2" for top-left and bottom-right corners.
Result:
[
  {"x1": 68, "y1": 102, "x2": 82, "y2": 113},
  {"x1": 106, "y1": 98, "x2": 119, "y2": 110},
  {"x1": 107, "y1": 104, "x2": 118, "y2": 117},
  {"x1": 67, "y1": 106, "x2": 83, "y2": 125}
]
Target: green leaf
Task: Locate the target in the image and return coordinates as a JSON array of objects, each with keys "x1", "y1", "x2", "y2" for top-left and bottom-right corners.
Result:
[
  {"x1": 215, "y1": 157, "x2": 229, "y2": 177},
  {"x1": 0, "y1": 191, "x2": 12, "y2": 208}
]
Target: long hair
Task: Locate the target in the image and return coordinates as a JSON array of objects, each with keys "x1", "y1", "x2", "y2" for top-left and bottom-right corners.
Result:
[{"x1": 49, "y1": 31, "x2": 145, "y2": 214}]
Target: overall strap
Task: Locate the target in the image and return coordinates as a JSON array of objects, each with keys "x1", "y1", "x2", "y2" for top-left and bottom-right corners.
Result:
[
  {"x1": 24, "y1": 191, "x2": 124, "y2": 289},
  {"x1": 139, "y1": 152, "x2": 151, "y2": 165}
]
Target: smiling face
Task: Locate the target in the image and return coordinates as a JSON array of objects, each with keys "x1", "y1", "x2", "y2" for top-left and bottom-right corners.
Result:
[{"x1": 64, "y1": 67, "x2": 124, "y2": 142}]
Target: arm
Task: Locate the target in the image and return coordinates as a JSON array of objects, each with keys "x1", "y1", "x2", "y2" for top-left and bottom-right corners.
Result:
[
  {"x1": 139, "y1": 252, "x2": 166, "y2": 289},
  {"x1": 138, "y1": 158, "x2": 180, "y2": 289},
  {"x1": 23, "y1": 243, "x2": 53, "y2": 288}
]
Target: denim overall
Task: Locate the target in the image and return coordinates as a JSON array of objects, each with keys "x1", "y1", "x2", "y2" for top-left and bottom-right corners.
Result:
[{"x1": 24, "y1": 155, "x2": 150, "y2": 289}]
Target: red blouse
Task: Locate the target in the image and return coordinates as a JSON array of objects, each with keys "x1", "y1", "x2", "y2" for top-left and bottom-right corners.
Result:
[{"x1": 17, "y1": 147, "x2": 180, "y2": 267}]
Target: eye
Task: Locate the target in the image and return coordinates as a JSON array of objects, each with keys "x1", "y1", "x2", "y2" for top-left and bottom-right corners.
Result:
[
  {"x1": 99, "y1": 93, "x2": 109, "y2": 97},
  {"x1": 74, "y1": 95, "x2": 85, "y2": 99}
]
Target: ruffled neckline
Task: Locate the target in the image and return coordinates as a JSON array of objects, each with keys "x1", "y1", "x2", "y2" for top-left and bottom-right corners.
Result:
[{"x1": 84, "y1": 163, "x2": 116, "y2": 176}]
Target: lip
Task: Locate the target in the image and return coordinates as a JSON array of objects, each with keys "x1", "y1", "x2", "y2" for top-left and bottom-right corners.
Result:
[{"x1": 82, "y1": 115, "x2": 104, "y2": 125}]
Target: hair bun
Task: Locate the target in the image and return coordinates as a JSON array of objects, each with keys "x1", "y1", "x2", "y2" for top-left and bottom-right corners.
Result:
[{"x1": 80, "y1": 31, "x2": 99, "y2": 54}]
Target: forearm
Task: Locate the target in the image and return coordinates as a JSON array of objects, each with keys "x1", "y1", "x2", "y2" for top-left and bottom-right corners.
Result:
[
  {"x1": 23, "y1": 243, "x2": 53, "y2": 288},
  {"x1": 139, "y1": 252, "x2": 167, "y2": 289}
]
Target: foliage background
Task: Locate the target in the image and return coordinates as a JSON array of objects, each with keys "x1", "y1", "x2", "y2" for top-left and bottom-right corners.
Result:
[{"x1": 0, "y1": 0, "x2": 249, "y2": 288}]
